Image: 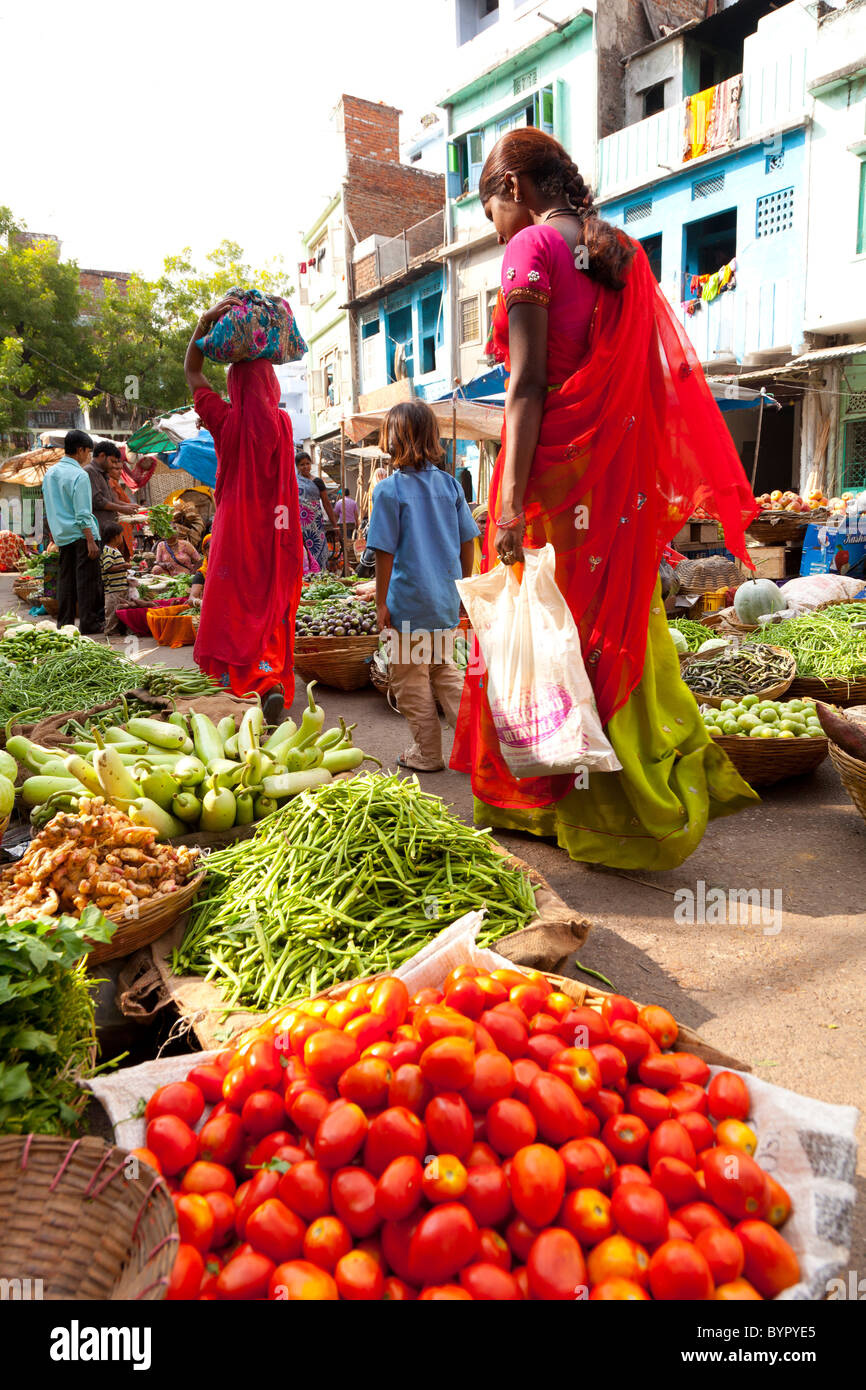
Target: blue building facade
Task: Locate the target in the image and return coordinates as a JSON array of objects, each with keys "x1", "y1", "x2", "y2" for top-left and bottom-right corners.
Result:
[
  {"x1": 600, "y1": 128, "x2": 808, "y2": 372},
  {"x1": 356, "y1": 268, "x2": 448, "y2": 405}
]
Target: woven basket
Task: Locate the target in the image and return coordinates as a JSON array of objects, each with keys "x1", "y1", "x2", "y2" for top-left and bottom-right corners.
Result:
[
  {"x1": 814, "y1": 597, "x2": 866, "y2": 614},
  {"x1": 675, "y1": 556, "x2": 741, "y2": 594},
  {"x1": 41, "y1": 596, "x2": 59, "y2": 616},
  {"x1": 0, "y1": 1134, "x2": 178, "y2": 1300},
  {"x1": 828, "y1": 740, "x2": 866, "y2": 826},
  {"x1": 747, "y1": 511, "x2": 810, "y2": 545},
  {"x1": 720, "y1": 611, "x2": 760, "y2": 635},
  {"x1": 294, "y1": 634, "x2": 379, "y2": 691},
  {"x1": 681, "y1": 645, "x2": 795, "y2": 709},
  {"x1": 87, "y1": 869, "x2": 206, "y2": 967},
  {"x1": 712, "y1": 731, "x2": 829, "y2": 786},
  {"x1": 788, "y1": 676, "x2": 866, "y2": 708},
  {"x1": 11, "y1": 575, "x2": 40, "y2": 601}
]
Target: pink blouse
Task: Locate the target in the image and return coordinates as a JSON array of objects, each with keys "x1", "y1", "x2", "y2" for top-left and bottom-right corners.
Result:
[{"x1": 496, "y1": 223, "x2": 599, "y2": 384}]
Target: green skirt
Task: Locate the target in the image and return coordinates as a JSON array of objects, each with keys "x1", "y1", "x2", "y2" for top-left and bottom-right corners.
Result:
[{"x1": 473, "y1": 591, "x2": 760, "y2": 870}]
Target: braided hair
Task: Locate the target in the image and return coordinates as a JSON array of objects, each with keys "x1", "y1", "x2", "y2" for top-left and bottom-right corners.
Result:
[{"x1": 479, "y1": 128, "x2": 635, "y2": 292}]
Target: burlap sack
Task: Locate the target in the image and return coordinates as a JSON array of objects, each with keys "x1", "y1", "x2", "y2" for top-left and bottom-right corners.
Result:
[{"x1": 148, "y1": 855, "x2": 592, "y2": 1050}]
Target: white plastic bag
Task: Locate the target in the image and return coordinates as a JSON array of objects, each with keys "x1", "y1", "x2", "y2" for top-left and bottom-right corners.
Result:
[{"x1": 456, "y1": 545, "x2": 621, "y2": 778}]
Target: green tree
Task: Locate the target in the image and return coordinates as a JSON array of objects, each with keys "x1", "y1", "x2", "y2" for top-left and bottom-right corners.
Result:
[
  {"x1": 0, "y1": 207, "x2": 98, "y2": 432},
  {"x1": 91, "y1": 240, "x2": 295, "y2": 418}
]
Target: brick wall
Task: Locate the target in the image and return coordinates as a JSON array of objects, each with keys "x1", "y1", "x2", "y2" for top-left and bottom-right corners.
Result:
[
  {"x1": 353, "y1": 253, "x2": 379, "y2": 296},
  {"x1": 345, "y1": 161, "x2": 444, "y2": 242},
  {"x1": 79, "y1": 268, "x2": 130, "y2": 304},
  {"x1": 340, "y1": 94, "x2": 401, "y2": 163}
]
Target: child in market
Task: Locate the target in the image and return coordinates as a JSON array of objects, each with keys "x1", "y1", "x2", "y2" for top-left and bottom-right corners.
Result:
[
  {"x1": 100, "y1": 521, "x2": 130, "y2": 635},
  {"x1": 368, "y1": 400, "x2": 478, "y2": 772}
]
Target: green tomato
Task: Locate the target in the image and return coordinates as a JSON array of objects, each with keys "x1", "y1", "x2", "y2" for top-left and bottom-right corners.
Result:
[
  {"x1": 0, "y1": 749, "x2": 16, "y2": 783},
  {"x1": 759, "y1": 708, "x2": 780, "y2": 723},
  {"x1": 737, "y1": 713, "x2": 760, "y2": 731},
  {"x1": 809, "y1": 727, "x2": 826, "y2": 739},
  {"x1": 778, "y1": 720, "x2": 802, "y2": 734},
  {"x1": 787, "y1": 699, "x2": 806, "y2": 713},
  {"x1": 719, "y1": 699, "x2": 736, "y2": 711},
  {"x1": 777, "y1": 729, "x2": 795, "y2": 739},
  {"x1": 741, "y1": 695, "x2": 760, "y2": 709},
  {"x1": 759, "y1": 726, "x2": 779, "y2": 738}
]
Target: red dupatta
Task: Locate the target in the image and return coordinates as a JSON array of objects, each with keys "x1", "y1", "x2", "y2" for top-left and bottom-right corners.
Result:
[
  {"x1": 451, "y1": 242, "x2": 758, "y2": 810},
  {"x1": 193, "y1": 359, "x2": 303, "y2": 675}
]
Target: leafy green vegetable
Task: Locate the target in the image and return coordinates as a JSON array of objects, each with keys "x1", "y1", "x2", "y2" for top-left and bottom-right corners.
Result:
[
  {"x1": 0, "y1": 906, "x2": 116, "y2": 1135},
  {"x1": 147, "y1": 504, "x2": 175, "y2": 540}
]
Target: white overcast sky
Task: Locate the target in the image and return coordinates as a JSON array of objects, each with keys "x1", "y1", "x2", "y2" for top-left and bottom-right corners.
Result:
[{"x1": 0, "y1": 0, "x2": 451, "y2": 279}]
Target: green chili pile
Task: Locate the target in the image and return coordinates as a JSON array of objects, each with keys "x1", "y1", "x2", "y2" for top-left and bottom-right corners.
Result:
[
  {"x1": 743, "y1": 604, "x2": 866, "y2": 682},
  {"x1": 0, "y1": 907, "x2": 115, "y2": 1135},
  {"x1": 668, "y1": 617, "x2": 714, "y2": 652},
  {"x1": 177, "y1": 773, "x2": 539, "y2": 1010}
]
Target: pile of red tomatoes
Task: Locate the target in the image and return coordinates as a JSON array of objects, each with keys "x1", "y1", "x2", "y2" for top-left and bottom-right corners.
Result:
[{"x1": 132, "y1": 967, "x2": 801, "y2": 1301}]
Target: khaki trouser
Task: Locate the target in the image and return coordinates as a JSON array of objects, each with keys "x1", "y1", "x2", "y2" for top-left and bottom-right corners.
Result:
[
  {"x1": 388, "y1": 628, "x2": 466, "y2": 770},
  {"x1": 104, "y1": 591, "x2": 125, "y2": 634}
]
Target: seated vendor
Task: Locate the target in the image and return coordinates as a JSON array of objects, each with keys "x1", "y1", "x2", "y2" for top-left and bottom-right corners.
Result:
[{"x1": 152, "y1": 527, "x2": 200, "y2": 576}]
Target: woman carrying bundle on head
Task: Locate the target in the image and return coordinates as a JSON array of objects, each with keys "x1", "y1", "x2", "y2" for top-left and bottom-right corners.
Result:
[
  {"x1": 184, "y1": 299, "x2": 304, "y2": 725},
  {"x1": 450, "y1": 128, "x2": 761, "y2": 869}
]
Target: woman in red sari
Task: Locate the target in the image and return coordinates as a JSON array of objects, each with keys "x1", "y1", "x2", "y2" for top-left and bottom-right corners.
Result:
[
  {"x1": 451, "y1": 130, "x2": 760, "y2": 870},
  {"x1": 184, "y1": 299, "x2": 304, "y2": 724}
]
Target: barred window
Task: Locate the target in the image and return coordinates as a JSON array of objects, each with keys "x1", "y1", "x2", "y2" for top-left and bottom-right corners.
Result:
[{"x1": 459, "y1": 295, "x2": 481, "y2": 344}]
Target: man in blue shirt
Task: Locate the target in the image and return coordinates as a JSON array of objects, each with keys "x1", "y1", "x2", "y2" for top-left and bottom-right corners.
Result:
[{"x1": 42, "y1": 429, "x2": 105, "y2": 633}]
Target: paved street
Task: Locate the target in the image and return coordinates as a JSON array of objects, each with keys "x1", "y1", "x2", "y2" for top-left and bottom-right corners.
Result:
[{"x1": 4, "y1": 575, "x2": 862, "y2": 1266}]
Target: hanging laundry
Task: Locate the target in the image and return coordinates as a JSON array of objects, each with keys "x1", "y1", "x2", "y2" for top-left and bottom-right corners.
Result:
[
  {"x1": 707, "y1": 76, "x2": 742, "y2": 152},
  {"x1": 683, "y1": 75, "x2": 742, "y2": 162},
  {"x1": 683, "y1": 85, "x2": 714, "y2": 161},
  {"x1": 702, "y1": 272, "x2": 722, "y2": 303}
]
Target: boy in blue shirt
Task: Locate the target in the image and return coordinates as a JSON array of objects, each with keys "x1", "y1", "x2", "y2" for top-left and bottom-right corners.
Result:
[{"x1": 368, "y1": 401, "x2": 478, "y2": 772}]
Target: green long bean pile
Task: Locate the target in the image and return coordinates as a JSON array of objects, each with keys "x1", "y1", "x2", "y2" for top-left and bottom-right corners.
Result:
[
  {"x1": 743, "y1": 604, "x2": 866, "y2": 682},
  {"x1": 0, "y1": 627, "x2": 219, "y2": 731},
  {"x1": 177, "y1": 774, "x2": 539, "y2": 1010}
]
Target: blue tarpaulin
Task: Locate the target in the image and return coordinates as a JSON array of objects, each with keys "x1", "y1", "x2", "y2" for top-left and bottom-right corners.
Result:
[{"x1": 165, "y1": 430, "x2": 218, "y2": 488}]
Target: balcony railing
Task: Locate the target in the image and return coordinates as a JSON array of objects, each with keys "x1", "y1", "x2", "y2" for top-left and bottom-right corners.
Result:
[
  {"x1": 354, "y1": 211, "x2": 446, "y2": 297},
  {"x1": 597, "y1": 48, "x2": 809, "y2": 201}
]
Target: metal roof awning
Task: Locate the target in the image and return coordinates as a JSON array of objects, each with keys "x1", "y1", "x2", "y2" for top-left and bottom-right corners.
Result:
[
  {"x1": 787, "y1": 342, "x2": 866, "y2": 367},
  {"x1": 344, "y1": 399, "x2": 504, "y2": 445}
]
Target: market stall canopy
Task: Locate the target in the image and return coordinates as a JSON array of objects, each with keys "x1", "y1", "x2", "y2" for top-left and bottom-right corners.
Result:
[
  {"x1": 167, "y1": 430, "x2": 217, "y2": 489},
  {"x1": 0, "y1": 446, "x2": 63, "y2": 486},
  {"x1": 345, "y1": 445, "x2": 391, "y2": 459},
  {"x1": 706, "y1": 381, "x2": 780, "y2": 412},
  {"x1": 157, "y1": 408, "x2": 202, "y2": 442},
  {"x1": 126, "y1": 423, "x2": 184, "y2": 454},
  {"x1": 345, "y1": 398, "x2": 504, "y2": 444}
]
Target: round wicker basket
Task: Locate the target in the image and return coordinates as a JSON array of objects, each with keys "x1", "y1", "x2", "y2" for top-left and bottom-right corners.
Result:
[
  {"x1": 828, "y1": 740, "x2": 866, "y2": 826},
  {"x1": 681, "y1": 645, "x2": 795, "y2": 709},
  {"x1": 87, "y1": 868, "x2": 206, "y2": 967},
  {"x1": 294, "y1": 634, "x2": 379, "y2": 691},
  {"x1": 712, "y1": 731, "x2": 829, "y2": 786},
  {"x1": 747, "y1": 511, "x2": 811, "y2": 545},
  {"x1": 11, "y1": 575, "x2": 40, "y2": 602},
  {"x1": 0, "y1": 1134, "x2": 177, "y2": 1300},
  {"x1": 788, "y1": 676, "x2": 866, "y2": 708}
]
